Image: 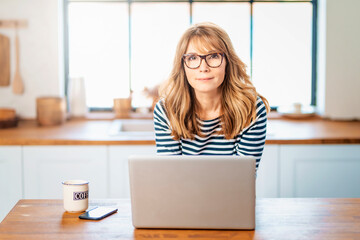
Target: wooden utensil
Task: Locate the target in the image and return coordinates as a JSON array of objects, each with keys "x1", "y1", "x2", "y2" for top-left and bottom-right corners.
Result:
[
  {"x1": 12, "y1": 25, "x2": 24, "y2": 94},
  {"x1": 0, "y1": 33, "x2": 10, "y2": 86}
]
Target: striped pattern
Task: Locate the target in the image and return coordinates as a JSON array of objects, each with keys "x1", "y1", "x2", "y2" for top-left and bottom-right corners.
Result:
[{"x1": 153, "y1": 97, "x2": 267, "y2": 170}]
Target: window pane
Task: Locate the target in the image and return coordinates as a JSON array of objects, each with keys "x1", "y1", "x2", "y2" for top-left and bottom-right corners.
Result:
[
  {"x1": 68, "y1": 2, "x2": 129, "y2": 108},
  {"x1": 252, "y1": 3, "x2": 312, "y2": 106},
  {"x1": 131, "y1": 3, "x2": 189, "y2": 108},
  {"x1": 192, "y1": 3, "x2": 251, "y2": 74}
]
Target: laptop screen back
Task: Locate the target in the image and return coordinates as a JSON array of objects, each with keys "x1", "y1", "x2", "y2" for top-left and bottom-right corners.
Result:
[{"x1": 129, "y1": 155, "x2": 256, "y2": 230}]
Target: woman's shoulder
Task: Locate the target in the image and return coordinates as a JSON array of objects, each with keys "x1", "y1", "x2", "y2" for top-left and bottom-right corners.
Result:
[
  {"x1": 154, "y1": 99, "x2": 166, "y2": 112},
  {"x1": 255, "y1": 96, "x2": 266, "y2": 114},
  {"x1": 153, "y1": 99, "x2": 168, "y2": 120}
]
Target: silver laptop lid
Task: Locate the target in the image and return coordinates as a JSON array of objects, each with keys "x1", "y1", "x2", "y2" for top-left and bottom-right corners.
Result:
[{"x1": 129, "y1": 155, "x2": 256, "y2": 230}]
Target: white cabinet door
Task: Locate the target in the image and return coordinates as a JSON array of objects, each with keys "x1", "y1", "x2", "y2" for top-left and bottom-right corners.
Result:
[
  {"x1": 0, "y1": 146, "x2": 22, "y2": 222},
  {"x1": 108, "y1": 145, "x2": 156, "y2": 198},
  {"x1": 280, "y1": 145, "x2": 360, "y2": 197},
  {"x1": 23, "y1": 146, "x2": 107, "y2": 199},
  {"x1": 256, "y1": 145, "x2": 279, "y2": 198}
]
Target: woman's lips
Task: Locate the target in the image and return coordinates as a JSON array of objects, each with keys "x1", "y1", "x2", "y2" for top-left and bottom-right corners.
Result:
[{"x1": 196, "y1": 77, "x2": 214, "y2": 80}]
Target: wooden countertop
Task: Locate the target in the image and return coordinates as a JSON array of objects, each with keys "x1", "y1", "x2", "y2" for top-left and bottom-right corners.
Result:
[
  {"x1": 1, "y1": 199, "x2": 360, "y2": 240},
  {"x1": 0, "y1": 116, "x2": 359, "y2": 145}
]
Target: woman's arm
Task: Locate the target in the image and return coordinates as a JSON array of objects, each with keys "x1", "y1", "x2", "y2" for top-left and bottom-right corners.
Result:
[
  {"x1": 153, "y1": 100, "x2": 182, "y2": 155},
  {"x1": 235, "y1": 98, "x2": 267, "y2": 171}
]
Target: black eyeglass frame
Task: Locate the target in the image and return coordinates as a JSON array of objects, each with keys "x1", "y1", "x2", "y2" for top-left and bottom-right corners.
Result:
[{"x1": 182, "y1": 53, "x2": 225, "y2": 69}]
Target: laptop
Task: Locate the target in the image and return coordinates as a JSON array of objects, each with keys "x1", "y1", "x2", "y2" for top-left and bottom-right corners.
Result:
[{"x1": 128, "y1": 155, "x2": 256, "y2": 230}]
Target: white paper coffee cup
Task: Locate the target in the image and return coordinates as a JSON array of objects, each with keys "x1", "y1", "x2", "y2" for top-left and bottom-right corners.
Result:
[{"x1": 62, "y1": 180, "x2": 89, "y2": 213}]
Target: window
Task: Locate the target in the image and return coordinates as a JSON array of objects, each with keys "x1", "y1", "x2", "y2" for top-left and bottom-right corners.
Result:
[
  {"x1": 68, "y1": 2, "x2": 129, "y2": 108},
  {"x1": 252, "y1": 2, "x2": 313, "y2": 107},
  {"x1": 65, "y1": 0, "x2": 316, "y2": 110},
  {"x1": 131, "y1": 3, "x2": 189, "y2": 108}
]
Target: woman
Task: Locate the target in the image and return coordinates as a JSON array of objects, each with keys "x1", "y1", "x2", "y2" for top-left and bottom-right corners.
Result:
[{"x1": 153, "y1": 22, "x2": 270, "y2": 171}]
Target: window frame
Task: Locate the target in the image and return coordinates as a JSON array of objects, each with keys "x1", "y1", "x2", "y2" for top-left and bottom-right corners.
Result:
[{"x1": 63, "y1": 0, "x2": 317, "y2": 111}]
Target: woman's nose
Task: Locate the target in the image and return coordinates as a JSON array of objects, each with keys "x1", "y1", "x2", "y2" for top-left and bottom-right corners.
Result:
[{"x1": 199, "y1": 59, "x2": 210, "y2": 72}]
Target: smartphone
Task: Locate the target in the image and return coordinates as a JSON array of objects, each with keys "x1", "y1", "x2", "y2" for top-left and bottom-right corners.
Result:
[{"x1": 79, "y1": 207, "x2": 118, "y2": 220}]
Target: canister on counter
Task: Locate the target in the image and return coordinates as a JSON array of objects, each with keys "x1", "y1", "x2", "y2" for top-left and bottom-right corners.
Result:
[
  {"x1": 113, "y1": 98, "x2": 132, "y2": 119},
  {"x1": 36, "y1": 97, "x2": 67, "y2": 126}
]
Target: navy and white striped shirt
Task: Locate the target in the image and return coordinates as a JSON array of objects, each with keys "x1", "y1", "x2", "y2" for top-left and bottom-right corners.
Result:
[{"x1": 153, "y1": 97, "x2": 267, "y2": 170}]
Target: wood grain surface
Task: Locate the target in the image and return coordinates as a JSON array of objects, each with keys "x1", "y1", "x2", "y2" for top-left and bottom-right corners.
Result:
[
  {"x1": 11, "y1": 29, "x2": 24, "y2": 94},
  {"x1": 0, "y1": 199, "x2": 359, "y2": 240},
  {"x1": 0, "y1": 118, "x2": 359, "y2": 145},
  {"x1": 0, "y1": 33, "x2": 10, "y2": 86}
]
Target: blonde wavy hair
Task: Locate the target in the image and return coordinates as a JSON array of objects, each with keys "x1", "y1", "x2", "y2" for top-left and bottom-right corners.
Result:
[{"x1": 159, "y1": 22, "x2": 270, "y2": 140}]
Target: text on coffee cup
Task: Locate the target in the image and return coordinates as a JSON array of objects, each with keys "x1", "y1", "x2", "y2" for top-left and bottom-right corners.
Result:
[{"x1": 73, "y1": 190, "x2": 88, "y2": 201}]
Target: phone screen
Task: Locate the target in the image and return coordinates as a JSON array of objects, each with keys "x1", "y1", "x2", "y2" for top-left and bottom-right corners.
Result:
[{"x1": 79, "y1": 207, "x2": 118, "y2": 220}]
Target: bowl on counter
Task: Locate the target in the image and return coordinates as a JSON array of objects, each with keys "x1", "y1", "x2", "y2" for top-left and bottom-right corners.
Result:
[{"x1": 0, "y1": 108, "x2": 18, "y2": 128}]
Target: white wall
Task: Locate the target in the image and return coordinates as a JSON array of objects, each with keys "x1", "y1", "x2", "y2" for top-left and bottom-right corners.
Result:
[
  {"x1": 317, "y1": 0, "x2": 360, "y2": 120},
  {"x1": 0, "y1": 0, "x2": 64, "y2": 118},
  {"x1": 0, "y1": 0, "x2": 359, "y2": 119}
]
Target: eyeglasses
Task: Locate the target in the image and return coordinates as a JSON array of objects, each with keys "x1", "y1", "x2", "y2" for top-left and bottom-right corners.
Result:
[{"x1": 182, "y1": 53, "x2": 225, "y2": 69}]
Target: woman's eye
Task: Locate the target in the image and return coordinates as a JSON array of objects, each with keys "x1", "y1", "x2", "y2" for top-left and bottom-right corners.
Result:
[
  {"x1": 209, "y1": 53, "x2": 220, "y2": 59},
  {"x1": 188, "y1": 55, "x2": 198, "y2": 61}
]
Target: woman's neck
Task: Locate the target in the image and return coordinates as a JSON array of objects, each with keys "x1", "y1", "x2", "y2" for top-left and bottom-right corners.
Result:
[{"x1": 195, "y1": 92, "x2": 222, "y2": 120}]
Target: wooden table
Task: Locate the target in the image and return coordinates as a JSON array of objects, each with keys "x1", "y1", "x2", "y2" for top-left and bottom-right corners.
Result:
[{"x1": 0, "y1": 199, "x2": 360, "y2": 240}]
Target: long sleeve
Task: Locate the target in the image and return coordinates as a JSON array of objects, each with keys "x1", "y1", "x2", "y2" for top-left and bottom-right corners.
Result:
[
  {"x1": 153, "y1": 100, "x2": 182, "y2": 155},
  {"x1": 235, "y1": 97, "x2": 267, "y2": 171}
]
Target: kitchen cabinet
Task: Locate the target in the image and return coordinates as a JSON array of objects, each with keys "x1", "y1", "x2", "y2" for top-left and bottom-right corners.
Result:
[
  {"x1": 0, "y1": 146, "x2": 22, "y2": 222},
  {"x1": 256, "y1": 145, "x2": 279, "y2": 198},
  {"x1": 23, "y1": 146, "x2": 107, "y2": 199},
  {"x1": 108, "y1": 145, "x2": 156, "y2": 198},
  {"x1": 279, "y1": 145, "x2": 360, "y2": 197}
]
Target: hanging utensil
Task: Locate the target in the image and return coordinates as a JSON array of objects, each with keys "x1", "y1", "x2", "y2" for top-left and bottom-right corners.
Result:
[
  {"x1": 12, "y1": 22, "x2": 24, "y2": 94},
  {"x1": 0, "y1": 33, "x2": 10, "y2": 86}
]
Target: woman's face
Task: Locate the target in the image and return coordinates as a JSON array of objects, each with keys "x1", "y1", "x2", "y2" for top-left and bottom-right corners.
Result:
[{"x1": 183, "y1": 40, "x2": 226, "y2": 96}]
